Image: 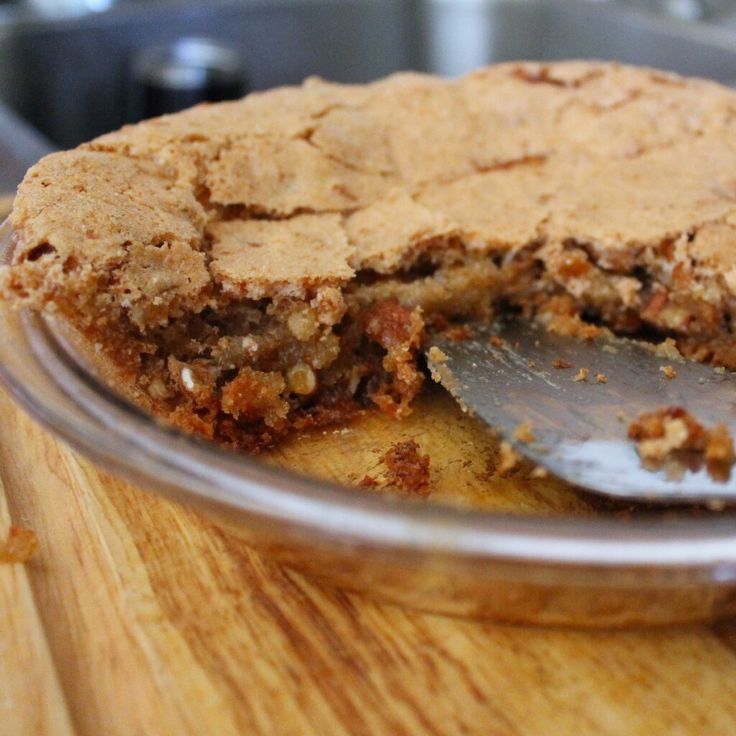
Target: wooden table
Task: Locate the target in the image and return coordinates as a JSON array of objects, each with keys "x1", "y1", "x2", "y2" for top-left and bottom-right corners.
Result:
[{"x1": 5, "y1": 381, "x2": 736, "y2": 736}]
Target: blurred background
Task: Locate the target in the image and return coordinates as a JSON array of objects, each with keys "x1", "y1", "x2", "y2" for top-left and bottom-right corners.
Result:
[{"x1": 4, "y1": 0, "x2": 736, "y2": 189}]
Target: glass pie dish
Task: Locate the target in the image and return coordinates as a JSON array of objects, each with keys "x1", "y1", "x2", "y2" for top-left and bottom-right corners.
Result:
[{"x1": 3, "y1": 217, "x2": 736, "y2": 627}]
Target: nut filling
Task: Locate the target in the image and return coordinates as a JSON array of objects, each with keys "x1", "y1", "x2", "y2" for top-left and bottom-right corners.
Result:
[{"x1": 5, "y1": 61, "x2": 736, "y2": 450}]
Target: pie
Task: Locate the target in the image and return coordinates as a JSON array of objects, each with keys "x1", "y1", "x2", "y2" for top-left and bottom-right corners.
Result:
[{"x1": 5, "y1": 61, "x2": 736, "y2": 451}]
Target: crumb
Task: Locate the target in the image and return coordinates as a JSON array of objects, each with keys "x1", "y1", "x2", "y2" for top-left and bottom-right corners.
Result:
[
  {"x1": 528, "y1": 359, "x2": 537, "y2": 369},
  {"x1": 513, "y1": 421, "x2": 535, "y2": 444},
  {"x1": 530, "y1": 465, "x2": 549, "y2": 479},
  {"x1": 552, "y1": 358, "x2": 572, "y2": 369},
  {"x1": 628, "y1": 407, "x2": 735, "y2": 475},
  {"x1": 659, "y1": 365, "x2": 677, "y2": 380},
  {"x1": 628, "y1": 407, "x2": 705, "y2": 461},
  {"x1": 631, "y1": 417, "x2": 692, "y2": 462},
  {"x1": 617, "y1": 411, "x2": 627, "y2": 422},
  {"x1": 705, "y1": 423, "x2": 735, "y2": 464},
  {"x1": 0, "y1": 526, "x2": 37, "y2": 564},
  {"x1": 654, "y1": 337, "x2": 682, "y2": 361},
  {"x1": 427, "y1": 345, "x2": 448, "y2": 364},
  {"x1": 574, "y1": 367, "x2": 589, "y2": 382},
  {"x1": 602, "y1": 344, "x2": 618, "y2": 354},
  {"x1": 596, "y1": 373, "x2": 608, "y2": 384},
  {"x1": 715, "y1": 366, "x2": 727, "y2": 375},
  {"x1": 707, "y1": 499, "x2": 727, "y2": 511},
  {"x1": 496, "y1": 441, "x2": 521, "y2": 476},
  {"x1": 489, "y1": 335, "x2": 505, "y2": 348},
  {"x1": 377, "y1": 440, "x2": 430, "y2": 495},
  {"x1": 444, "y1": 325, "x2": 473, "y2": 342}
]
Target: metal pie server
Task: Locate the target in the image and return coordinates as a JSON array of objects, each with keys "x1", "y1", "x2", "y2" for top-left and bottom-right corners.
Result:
[{"x1": 426, "y1": 319, "x2": 736, "y2": 503}]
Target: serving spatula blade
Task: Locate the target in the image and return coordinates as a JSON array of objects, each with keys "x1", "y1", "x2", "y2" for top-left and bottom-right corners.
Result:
[{"x1": 427, "y1": 319, "x2": 736, "y2": 503}]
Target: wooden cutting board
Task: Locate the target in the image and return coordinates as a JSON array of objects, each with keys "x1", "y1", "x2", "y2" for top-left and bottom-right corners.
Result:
[
  {"x1": 4, "y1": 197, "x2": 736, "y2": 735},
  {"x1": 5, "y1": 382, "x2": 736, "y2": 735}
]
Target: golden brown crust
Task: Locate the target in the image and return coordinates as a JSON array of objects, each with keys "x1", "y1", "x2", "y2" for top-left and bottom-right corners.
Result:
[
  {"x1": 346, "y1": 189, "x2": 457, "y2": 272},
  {"x1": 205, "y1": 137, "x2": 390, "y2": 215},
  {"x1": 6, "y1": 150, "x2": 210, "y2": 329},
  {"x1": 209, "y1": 215, "x2": 353, "y2": 299}
]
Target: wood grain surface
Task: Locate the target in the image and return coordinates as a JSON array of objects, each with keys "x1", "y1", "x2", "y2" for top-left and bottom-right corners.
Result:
[{"x1": 5, "y1": 382, "x2": 736, "y2": 735}]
